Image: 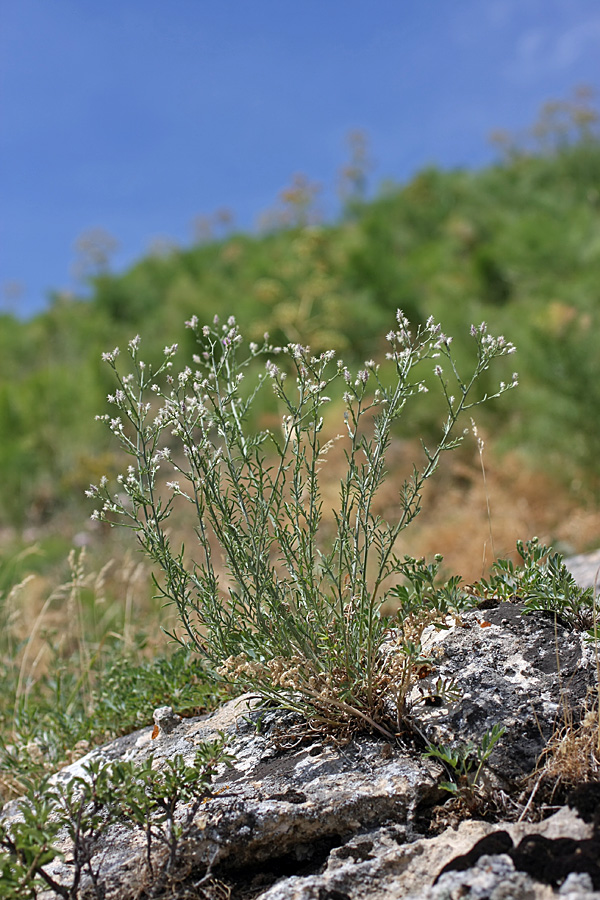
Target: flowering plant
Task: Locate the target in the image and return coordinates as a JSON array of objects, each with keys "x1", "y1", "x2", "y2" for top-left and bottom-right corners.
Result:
[{"x1": 89, "y1": 311, "x2": 516, "y2": 736}]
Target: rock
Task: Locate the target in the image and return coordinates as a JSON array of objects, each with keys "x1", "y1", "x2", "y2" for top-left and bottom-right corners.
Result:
[
  {"x1": 216, "y1": 807, "x2": 600, "y2": 900},
  {"x1": 407, "y1": 599, "x2": 597, "y2": 782},
  {"x1": 5, "y1": 593, "x2": 599, "y2": 898},
  {"x1": 565, "y1": 549, "x2": 600, "y2": 590},
  {"x1": 152, "y1": 704, "x2": 182, "y2": 735},
  {"x1": 34, "y1": 698, "x2": 442, "y2": 897}
]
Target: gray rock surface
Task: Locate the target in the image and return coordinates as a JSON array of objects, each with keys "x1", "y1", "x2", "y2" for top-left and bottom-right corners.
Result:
[
  {"x1": 5, "y1": 590, "x2": 598, "y2": 899},
  {"x1": 407, "y1": 600, "x2": 597, "y2": 781},
  {"x1": 257, "y1": 809, "x2": 600, "y2": 900},
  {"x1": 565, "y1": 549, "x2": 600, "y2": 590}
]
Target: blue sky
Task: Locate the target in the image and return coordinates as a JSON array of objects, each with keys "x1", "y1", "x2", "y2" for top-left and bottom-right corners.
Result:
[{"x1": 1, "y1": 0, "x2": 599, "y2": 317}]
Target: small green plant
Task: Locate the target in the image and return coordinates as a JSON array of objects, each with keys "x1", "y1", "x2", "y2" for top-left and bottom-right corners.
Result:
[
  {"x1": 424, "y1": 723, "x2": 506, "y2": 796},
  {"x1": 0, "y1": 783, "x2": 66, "y2": 899},
  {"x1": 89, "y1": 312, "x2": 516, "y2": 737},
  {"x1": 114, "y1": 739, "x2": 234, "y2": 885},
  {"x1": 0, "y1": 640, "x2": 224, "y2": 802},
  {"x1": 472, "y1": 537, "x2": 599, "y2": 636},
  {"x1": 0, "y1": 737, "x2": 233, "y2": 898}
]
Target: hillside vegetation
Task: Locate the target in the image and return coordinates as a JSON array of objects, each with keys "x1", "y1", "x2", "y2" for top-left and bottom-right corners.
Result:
[
  {"x1": 1, "y1": 95, "x2": 600, "y2": 846},
  {"x1": 2, "y1": 92, "x2": 600, "y2": 535}
]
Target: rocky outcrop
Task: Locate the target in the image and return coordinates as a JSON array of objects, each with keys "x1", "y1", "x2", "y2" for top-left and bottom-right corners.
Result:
[
  {"x1": 253, "y1": 806, "x2": 600, "y2": 900},
  {"x1": 408, "y1": 599, "x2": 597, "y2": 782},
  {"x1": 6, "y1": 597, "x2": 600, "y2": 899}
]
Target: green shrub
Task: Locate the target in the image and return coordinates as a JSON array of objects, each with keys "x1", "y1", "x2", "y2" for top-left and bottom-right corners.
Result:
[{"x1": 0, "y1": 738, "x2": 233, "y2": 898}]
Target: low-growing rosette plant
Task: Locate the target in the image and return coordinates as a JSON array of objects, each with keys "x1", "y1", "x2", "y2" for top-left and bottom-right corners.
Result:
[{"x1": 88, "y1": 311, "x2": 517, "y2": 738}]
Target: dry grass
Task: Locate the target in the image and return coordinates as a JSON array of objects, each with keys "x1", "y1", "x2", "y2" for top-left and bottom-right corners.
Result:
[
  {"x1": 390, "y1": 444, "x2": 600, "y2": 582},
  {"x1": 311, "y1": 429, "x2": 600, "y2": 583},
  {"x1": 530, "y1": 587, "x2": 600, "y2": 798},
  {"x1": 1, "y1": 548, "x2": 169, "y2": 683},
  {"x1": 537, "y1": 702, "x2": 600, "y2": 788}
]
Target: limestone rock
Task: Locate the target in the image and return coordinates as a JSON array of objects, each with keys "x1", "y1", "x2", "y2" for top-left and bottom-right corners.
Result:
[
  {"x1": 34, "y1": 697, "x2": 441, "y2": 897},
  {"x1": 152, "y1": 704, "x2": 182, "y2": 735},
  {"x1": 407, "y1": 600, "x2": 597, "y2": 782},
  {"x1": 565, "y1": 549, "x2": 600, "y2": 590},
  {"x1": 5, "y1": 591, "x2": 598, "y2": 898},
  {"x1": 257, "y1": 808, "x2": 600, "y2": 900}
]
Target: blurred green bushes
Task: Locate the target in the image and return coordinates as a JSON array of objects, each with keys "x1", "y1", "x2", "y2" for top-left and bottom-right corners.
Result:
[{"x1": 2, "y1": 93, "x2": 600, "y2": 526}]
